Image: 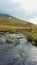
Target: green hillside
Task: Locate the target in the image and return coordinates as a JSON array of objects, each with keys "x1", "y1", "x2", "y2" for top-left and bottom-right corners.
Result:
[{"x1": 0, "y1": 14, "x2": 32, "y2": 27}]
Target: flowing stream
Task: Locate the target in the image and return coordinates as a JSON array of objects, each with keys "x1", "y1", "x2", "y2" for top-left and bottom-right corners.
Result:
[{"x1": 0, "y1": 33, "x2": 37, "y2": 65}]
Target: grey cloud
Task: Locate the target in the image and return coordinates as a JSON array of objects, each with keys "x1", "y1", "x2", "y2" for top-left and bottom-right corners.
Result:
[{"x1": 0, "y1": 0, "x2": 37, "y2": 21}]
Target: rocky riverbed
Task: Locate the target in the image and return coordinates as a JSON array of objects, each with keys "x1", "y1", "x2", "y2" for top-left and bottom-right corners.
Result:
[{"x1": 0, "y1": 33, "x2": 37, "y2": 65}]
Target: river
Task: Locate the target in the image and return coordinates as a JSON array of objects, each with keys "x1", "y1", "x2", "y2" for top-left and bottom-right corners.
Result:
[{"x1": 0, "y1": 33, "x2": 37, "y2": 65}]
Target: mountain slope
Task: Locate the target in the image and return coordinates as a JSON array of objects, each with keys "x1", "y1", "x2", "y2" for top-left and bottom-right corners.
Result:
[
  {"x1": 0, "y1": 14, "x2": 37, "y2": 30},
  {"x1": 0, "y1": 14, "x2": 33, "y2": 27}
]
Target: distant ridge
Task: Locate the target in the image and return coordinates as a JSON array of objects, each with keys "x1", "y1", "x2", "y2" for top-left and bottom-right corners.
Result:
[{"x1": 0, "y1": 14, "x2": 14, "y2": 18}]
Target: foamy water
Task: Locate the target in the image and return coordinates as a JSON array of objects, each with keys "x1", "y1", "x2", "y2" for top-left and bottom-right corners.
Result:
[{"x1": 0, "y1": 34, "x2": 37, "y2": 65}]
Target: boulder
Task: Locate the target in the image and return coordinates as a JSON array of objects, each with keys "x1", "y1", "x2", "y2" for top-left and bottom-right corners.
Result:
[
  {"x1": 32, "y1": 41, "x2": 35, "y2": 45},
  {"x1": 32, "y1": 40, "x2": 37, "y2": 46},
  {"x1": 13, "y1": 39, "x2": 20, "y2": 46},
  {"x1": 6, "y1": 37, "x2": 13, "y2": 43},
  {"x1": 26, "y1": 35, "x2": 33, "y2": 42}
]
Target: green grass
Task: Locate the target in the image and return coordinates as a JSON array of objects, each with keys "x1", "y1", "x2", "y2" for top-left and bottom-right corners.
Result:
[
  {"x1": 30, "y1": 30, "x2": 37, "y2": 40},
  {"x1": 23, "y1": 30, "x2": 37, "y2": 40}
]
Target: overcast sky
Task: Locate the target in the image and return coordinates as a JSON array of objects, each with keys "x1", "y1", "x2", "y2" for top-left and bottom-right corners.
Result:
[{"x1": 0, "y1": 0, "x2": 37, "y2": 24}]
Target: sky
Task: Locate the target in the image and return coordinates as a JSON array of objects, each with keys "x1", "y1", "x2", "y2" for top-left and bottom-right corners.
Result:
[{"x1": 0, "y1": 0, "x2": 37, "y2": 24}]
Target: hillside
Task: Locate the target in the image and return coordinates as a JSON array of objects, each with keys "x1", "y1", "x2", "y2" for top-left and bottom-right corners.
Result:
[
  {"x1": 0, "y1": 14, "x2": 33, "y2": 27},
  {"x1": 0, "y1": 14, "x2": 37, "y2": 29}
]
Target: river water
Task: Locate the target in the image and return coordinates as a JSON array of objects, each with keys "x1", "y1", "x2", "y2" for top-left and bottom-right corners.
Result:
[{"x1": 0, "y1": 33, "x2": 37, "y2": 65}]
